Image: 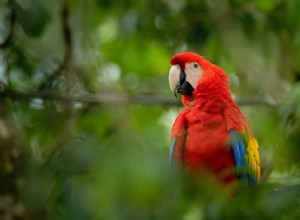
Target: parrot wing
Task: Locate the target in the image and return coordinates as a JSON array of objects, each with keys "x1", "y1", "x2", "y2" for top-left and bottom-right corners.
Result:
[
  {"x1": 170, "y1": 113, "x2": 187, "y2": 166},
  {"x1": 230, "y1": 129, "x2": 260, "y2": 183}
]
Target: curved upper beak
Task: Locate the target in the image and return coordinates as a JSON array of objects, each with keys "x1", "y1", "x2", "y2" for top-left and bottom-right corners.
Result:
[{"x1": 169, "y1": 65, "x2": 180, "y2": 97}]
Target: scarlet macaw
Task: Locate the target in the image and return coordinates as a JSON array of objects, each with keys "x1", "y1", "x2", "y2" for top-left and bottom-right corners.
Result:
[{"x1": 169, "y1": 52, "x2": 260, "y2": 184}]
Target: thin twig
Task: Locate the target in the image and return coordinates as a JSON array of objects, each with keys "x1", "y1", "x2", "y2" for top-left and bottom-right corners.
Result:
[{"x1": 0, "y1": 89, "x2": 278, "y2": 107}]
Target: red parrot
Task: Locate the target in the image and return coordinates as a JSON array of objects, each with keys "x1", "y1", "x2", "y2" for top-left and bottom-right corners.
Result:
[{"x1": 169, "y1": 52, "x2": 260, "y2": 185}]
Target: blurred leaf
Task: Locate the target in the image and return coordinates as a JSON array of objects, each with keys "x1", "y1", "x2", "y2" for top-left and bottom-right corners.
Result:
[
  {"x1": 13, "y1": 0, "x2": 50, "y2": 37},
  {"x1": 286, "y1": 0, "x2": 300, "y2": 26},
  {"x1": 255, "y1": 0, "x2": 277, "y2": 12}
]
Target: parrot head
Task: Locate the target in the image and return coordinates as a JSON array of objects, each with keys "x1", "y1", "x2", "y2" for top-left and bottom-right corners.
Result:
[{"x1": 169, "y1": 52, "x2": 226, "y2": 97}]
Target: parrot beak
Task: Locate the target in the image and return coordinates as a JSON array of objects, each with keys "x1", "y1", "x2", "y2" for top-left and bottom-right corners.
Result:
[
  {"x1": 169, "y1": 65, "x2": 181, "y2": 97},
  {"x1": 169, "y1": 64, "x2": 194, "y2": 97}
]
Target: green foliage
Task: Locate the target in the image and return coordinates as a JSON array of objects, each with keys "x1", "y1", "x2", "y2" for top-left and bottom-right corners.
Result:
[
  {"x1": 0, "y1": 0, "x2": 300, "y2": 219},
  {"x1": 13, "y1": 0, "x2": 51, "y2": 37}
]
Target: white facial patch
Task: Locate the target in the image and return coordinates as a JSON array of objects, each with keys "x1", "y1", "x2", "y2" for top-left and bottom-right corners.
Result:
[{"x1": 184, "y1": 62, "x2": 203, "y2": 89}]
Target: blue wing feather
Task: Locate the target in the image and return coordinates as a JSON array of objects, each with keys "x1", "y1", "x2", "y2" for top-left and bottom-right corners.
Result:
[
  {"x1": 170, "y1": 137, "x2": 177, "y2": 165},
  {"x1": 230, "y1": 130, "x2": 257, "y2": 184}
]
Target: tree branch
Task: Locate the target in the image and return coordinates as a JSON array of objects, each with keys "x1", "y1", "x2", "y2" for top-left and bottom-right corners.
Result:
[{"x1": 0, "y1": 89, "x2": 278, "y2": 107}]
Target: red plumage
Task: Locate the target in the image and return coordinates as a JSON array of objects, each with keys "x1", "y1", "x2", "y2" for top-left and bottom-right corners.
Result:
[{"x1": 170, "y1": 52, "x2": 259, "y2": 185}]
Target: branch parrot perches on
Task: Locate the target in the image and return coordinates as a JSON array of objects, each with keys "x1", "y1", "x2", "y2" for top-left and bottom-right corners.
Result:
[{"x1": 169, "y1": 52, "x2": 260, "y2": 185}]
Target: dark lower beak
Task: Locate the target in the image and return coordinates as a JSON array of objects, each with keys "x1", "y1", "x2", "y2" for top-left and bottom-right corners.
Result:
[{"x1": 174, "y1": 71, "x2": 194, "y2": 96}]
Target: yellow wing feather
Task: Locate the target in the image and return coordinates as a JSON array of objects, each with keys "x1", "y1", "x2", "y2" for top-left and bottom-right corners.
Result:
[{"x1": 245, "y1": 136, "x2": 260, "y2": 182}]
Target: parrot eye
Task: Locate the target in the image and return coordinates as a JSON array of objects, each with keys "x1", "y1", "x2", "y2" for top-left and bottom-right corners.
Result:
[{"x1": 193, "y1": 63, "x2": 198, "y2": 68}]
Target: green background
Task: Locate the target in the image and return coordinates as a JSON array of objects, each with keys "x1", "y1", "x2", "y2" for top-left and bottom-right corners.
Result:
[{"x1": 0, "y1": 0, "x2": 299, "y2": 219}]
